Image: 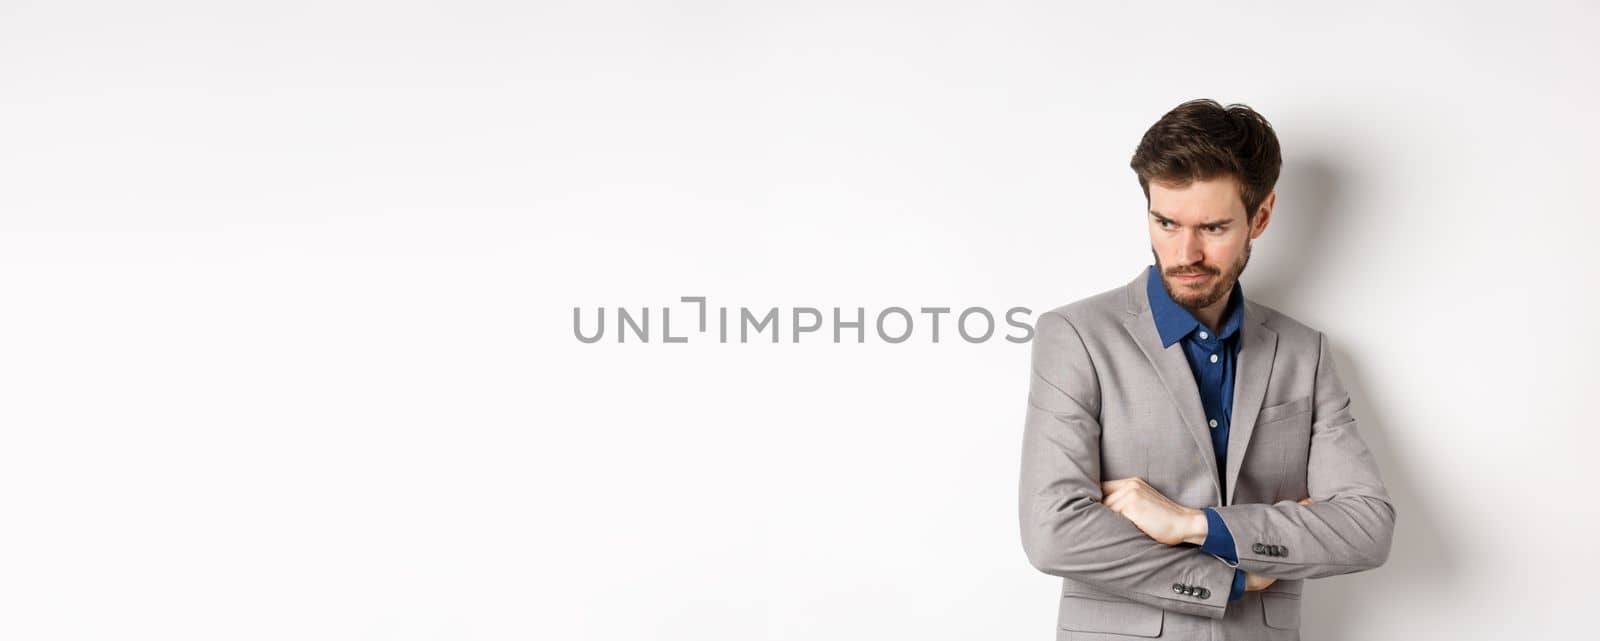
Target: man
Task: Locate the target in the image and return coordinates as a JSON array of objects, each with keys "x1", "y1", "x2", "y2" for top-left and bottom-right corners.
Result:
[{"x1": 1017, "y1": 99, "x2": 1396, "y2": 640}]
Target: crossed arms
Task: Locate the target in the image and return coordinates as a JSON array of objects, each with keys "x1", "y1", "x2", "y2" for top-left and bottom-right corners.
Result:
[{"x1": 1017, "y1": 312, "x2": 1397, "y2": 619}]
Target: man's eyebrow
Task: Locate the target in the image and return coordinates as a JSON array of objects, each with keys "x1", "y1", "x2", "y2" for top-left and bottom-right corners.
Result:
[{"x1": 1148, "y1": 211, "x2": 1235, "y2": 226}]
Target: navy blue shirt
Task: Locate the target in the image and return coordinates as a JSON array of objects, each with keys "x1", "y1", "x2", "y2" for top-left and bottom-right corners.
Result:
[{"x1": 1145, "y1": 264, "x2": 1248, "y2": 602}]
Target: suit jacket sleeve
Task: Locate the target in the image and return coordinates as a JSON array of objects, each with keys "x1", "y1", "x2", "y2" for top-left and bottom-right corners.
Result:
[
  {"x1": 1018, "y1": 311, "x2": 1235, "y2": 620},
  {"x1": 1208, "y1": 331, "x2": 1398, "y2": 580}
]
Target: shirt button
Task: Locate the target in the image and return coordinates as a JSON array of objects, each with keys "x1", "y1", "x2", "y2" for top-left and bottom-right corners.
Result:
[
  {"x1": 1209, "y1": 354, "x2": 1218, "y2": 363},
  {"x1": 1198, "y1": 331, "x2": 1208, "y2": 339},
  {"x1": 1208, "y1": 419, "x2": 1218, "y2": 428}
]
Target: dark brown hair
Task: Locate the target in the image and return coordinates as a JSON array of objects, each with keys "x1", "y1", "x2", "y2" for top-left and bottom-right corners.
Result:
[{"x1": 1130, "y1": 99, "x2": 1282, "y2": 220}]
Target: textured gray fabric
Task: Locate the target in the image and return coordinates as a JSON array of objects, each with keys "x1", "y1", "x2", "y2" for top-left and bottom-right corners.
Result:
[{"x1": 1019, "y1": 267, "x2": 1396, "y2": 640}]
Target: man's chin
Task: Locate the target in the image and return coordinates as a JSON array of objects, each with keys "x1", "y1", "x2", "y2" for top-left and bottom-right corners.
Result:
[
  {"x1": 1165, "y1": 280, "x2": 1224, "y2": 308},
  {"x1": 1164, "y1": 277, "x2": 1211, "y2": 295}
]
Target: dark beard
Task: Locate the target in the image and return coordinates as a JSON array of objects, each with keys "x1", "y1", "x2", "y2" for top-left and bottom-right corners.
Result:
[{"x1": 1152, "y1": 241, "x2": 1251, "y2": 311}]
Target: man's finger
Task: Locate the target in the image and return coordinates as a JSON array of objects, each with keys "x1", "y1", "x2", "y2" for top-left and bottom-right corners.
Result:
[
  {"x1": 1297, "y1": 497, "x2": 1314, "y2": 505},
  {"x1": 1102, "y1": 488, "x2": 1126, "y2": 513}
]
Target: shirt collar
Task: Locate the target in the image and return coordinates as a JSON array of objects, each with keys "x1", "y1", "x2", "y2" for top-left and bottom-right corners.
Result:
[{"x1": 1145, "y1": 264, "x2": 1245, "y2": 348}]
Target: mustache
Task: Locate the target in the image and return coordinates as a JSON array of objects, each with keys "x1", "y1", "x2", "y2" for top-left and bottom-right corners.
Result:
[{"x1": 1165, "y1": 266, "x2": 1218, "y2": 276}]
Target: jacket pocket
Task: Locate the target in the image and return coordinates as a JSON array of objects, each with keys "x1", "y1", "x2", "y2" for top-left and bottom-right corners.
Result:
[
  {"x1": 1257, "y1": 395, "x2": 1313, "y2": 425},
  {"x1": 1261, "y1": 593, "x2": 1301, "y2": 630},
  {"x1": 1058, "y1": 593, "x2": 1164, "y2": 637}
]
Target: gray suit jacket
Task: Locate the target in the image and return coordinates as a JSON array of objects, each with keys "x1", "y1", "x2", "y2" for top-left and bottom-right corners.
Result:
[{"x1": 1018, "y1": 267, "x2": 1396, "y2": 639}]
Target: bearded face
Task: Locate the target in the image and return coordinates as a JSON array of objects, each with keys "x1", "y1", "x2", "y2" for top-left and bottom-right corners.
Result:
[
  {"x1": 1146, "y1": 175, "x2": 1267, "y2": 315},
  {"x1": 1153, "y1": 239, "x2": 1251, "y2": 310}
]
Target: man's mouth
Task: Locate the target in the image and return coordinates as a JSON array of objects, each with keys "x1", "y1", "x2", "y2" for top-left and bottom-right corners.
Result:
[{"x1": 1171, "y1": 272, "x2": 1211, "y2": 283}]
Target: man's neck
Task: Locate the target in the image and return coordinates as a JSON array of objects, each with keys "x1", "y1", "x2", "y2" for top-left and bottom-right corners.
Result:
[{"x1": 1187, "y1": 297, "x2": 1229, "y2": 335}]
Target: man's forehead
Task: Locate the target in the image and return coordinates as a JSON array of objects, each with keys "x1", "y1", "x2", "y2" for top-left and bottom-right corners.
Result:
[{"x1": 1147, "y1": 179, "x2": 1245, "y2": 223}]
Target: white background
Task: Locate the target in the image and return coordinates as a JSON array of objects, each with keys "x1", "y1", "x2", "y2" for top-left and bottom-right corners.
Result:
[{"x1": 2, "y1": 1, "x2": 1596, "y2": 639}]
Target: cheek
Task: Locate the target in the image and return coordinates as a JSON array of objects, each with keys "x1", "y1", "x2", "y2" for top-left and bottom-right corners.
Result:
[
  {"x1": 1149, "y1": 231, "x2": 1177, "y2": 254},
  {"x1": 1207, "y1": 237, "x2": 1244, "y2": 264}
]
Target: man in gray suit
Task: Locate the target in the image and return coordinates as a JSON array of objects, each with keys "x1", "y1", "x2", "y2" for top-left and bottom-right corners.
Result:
[{"x1": 1018, "y1": 99, "x2": 1396, "y2": 640}]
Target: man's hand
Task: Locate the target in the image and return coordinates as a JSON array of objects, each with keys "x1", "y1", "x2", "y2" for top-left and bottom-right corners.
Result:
[
  {"x1": 1099, "y1": 477, "x2": 1206, "y2": 546},
  {"x1": 1244, "y1": 571, "x2": 1277, "y2": 591},
  {"x1": 1246, "y1": 498, "x2": 1314, "y2": 592}
]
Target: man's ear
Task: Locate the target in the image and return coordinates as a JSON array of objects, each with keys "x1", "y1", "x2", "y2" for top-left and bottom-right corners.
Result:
[{"x1": 1250, "y1": 191, "x2": 1276, "y2": 238}]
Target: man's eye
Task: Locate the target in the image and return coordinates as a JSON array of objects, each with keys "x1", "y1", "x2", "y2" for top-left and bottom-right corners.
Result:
[
  {"x1": 1158, "y1": 220, "x2": 1175, "y2": 229},
  {"x1": 1203, "y1": 225, "x2": 1223, "y2": 233}
]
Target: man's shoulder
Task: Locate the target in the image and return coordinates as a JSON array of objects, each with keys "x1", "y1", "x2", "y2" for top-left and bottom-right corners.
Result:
[
  {"x1": 1243, "y1": 298, "x2": 1332, "y2": 356},
  {"x1": 1034, "y1": 279, "x2": 1135, "y2": 335}
]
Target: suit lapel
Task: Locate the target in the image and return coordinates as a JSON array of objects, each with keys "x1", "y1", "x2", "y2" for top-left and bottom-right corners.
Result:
[
  {"x1": 1225, "y1": 301, "x2": 1277, "y2": 506},
  {"x1": 1123, "y1": 295, "x2": 1223, "y2": 503},
  {"x1": 1121, "y1": 268, "x2": 1281, "y2": 507}
]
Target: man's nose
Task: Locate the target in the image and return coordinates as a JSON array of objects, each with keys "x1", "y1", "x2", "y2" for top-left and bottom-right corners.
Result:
[{"x1": 1175, "y1": 229, "x2": 1204, "y2": 265}]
